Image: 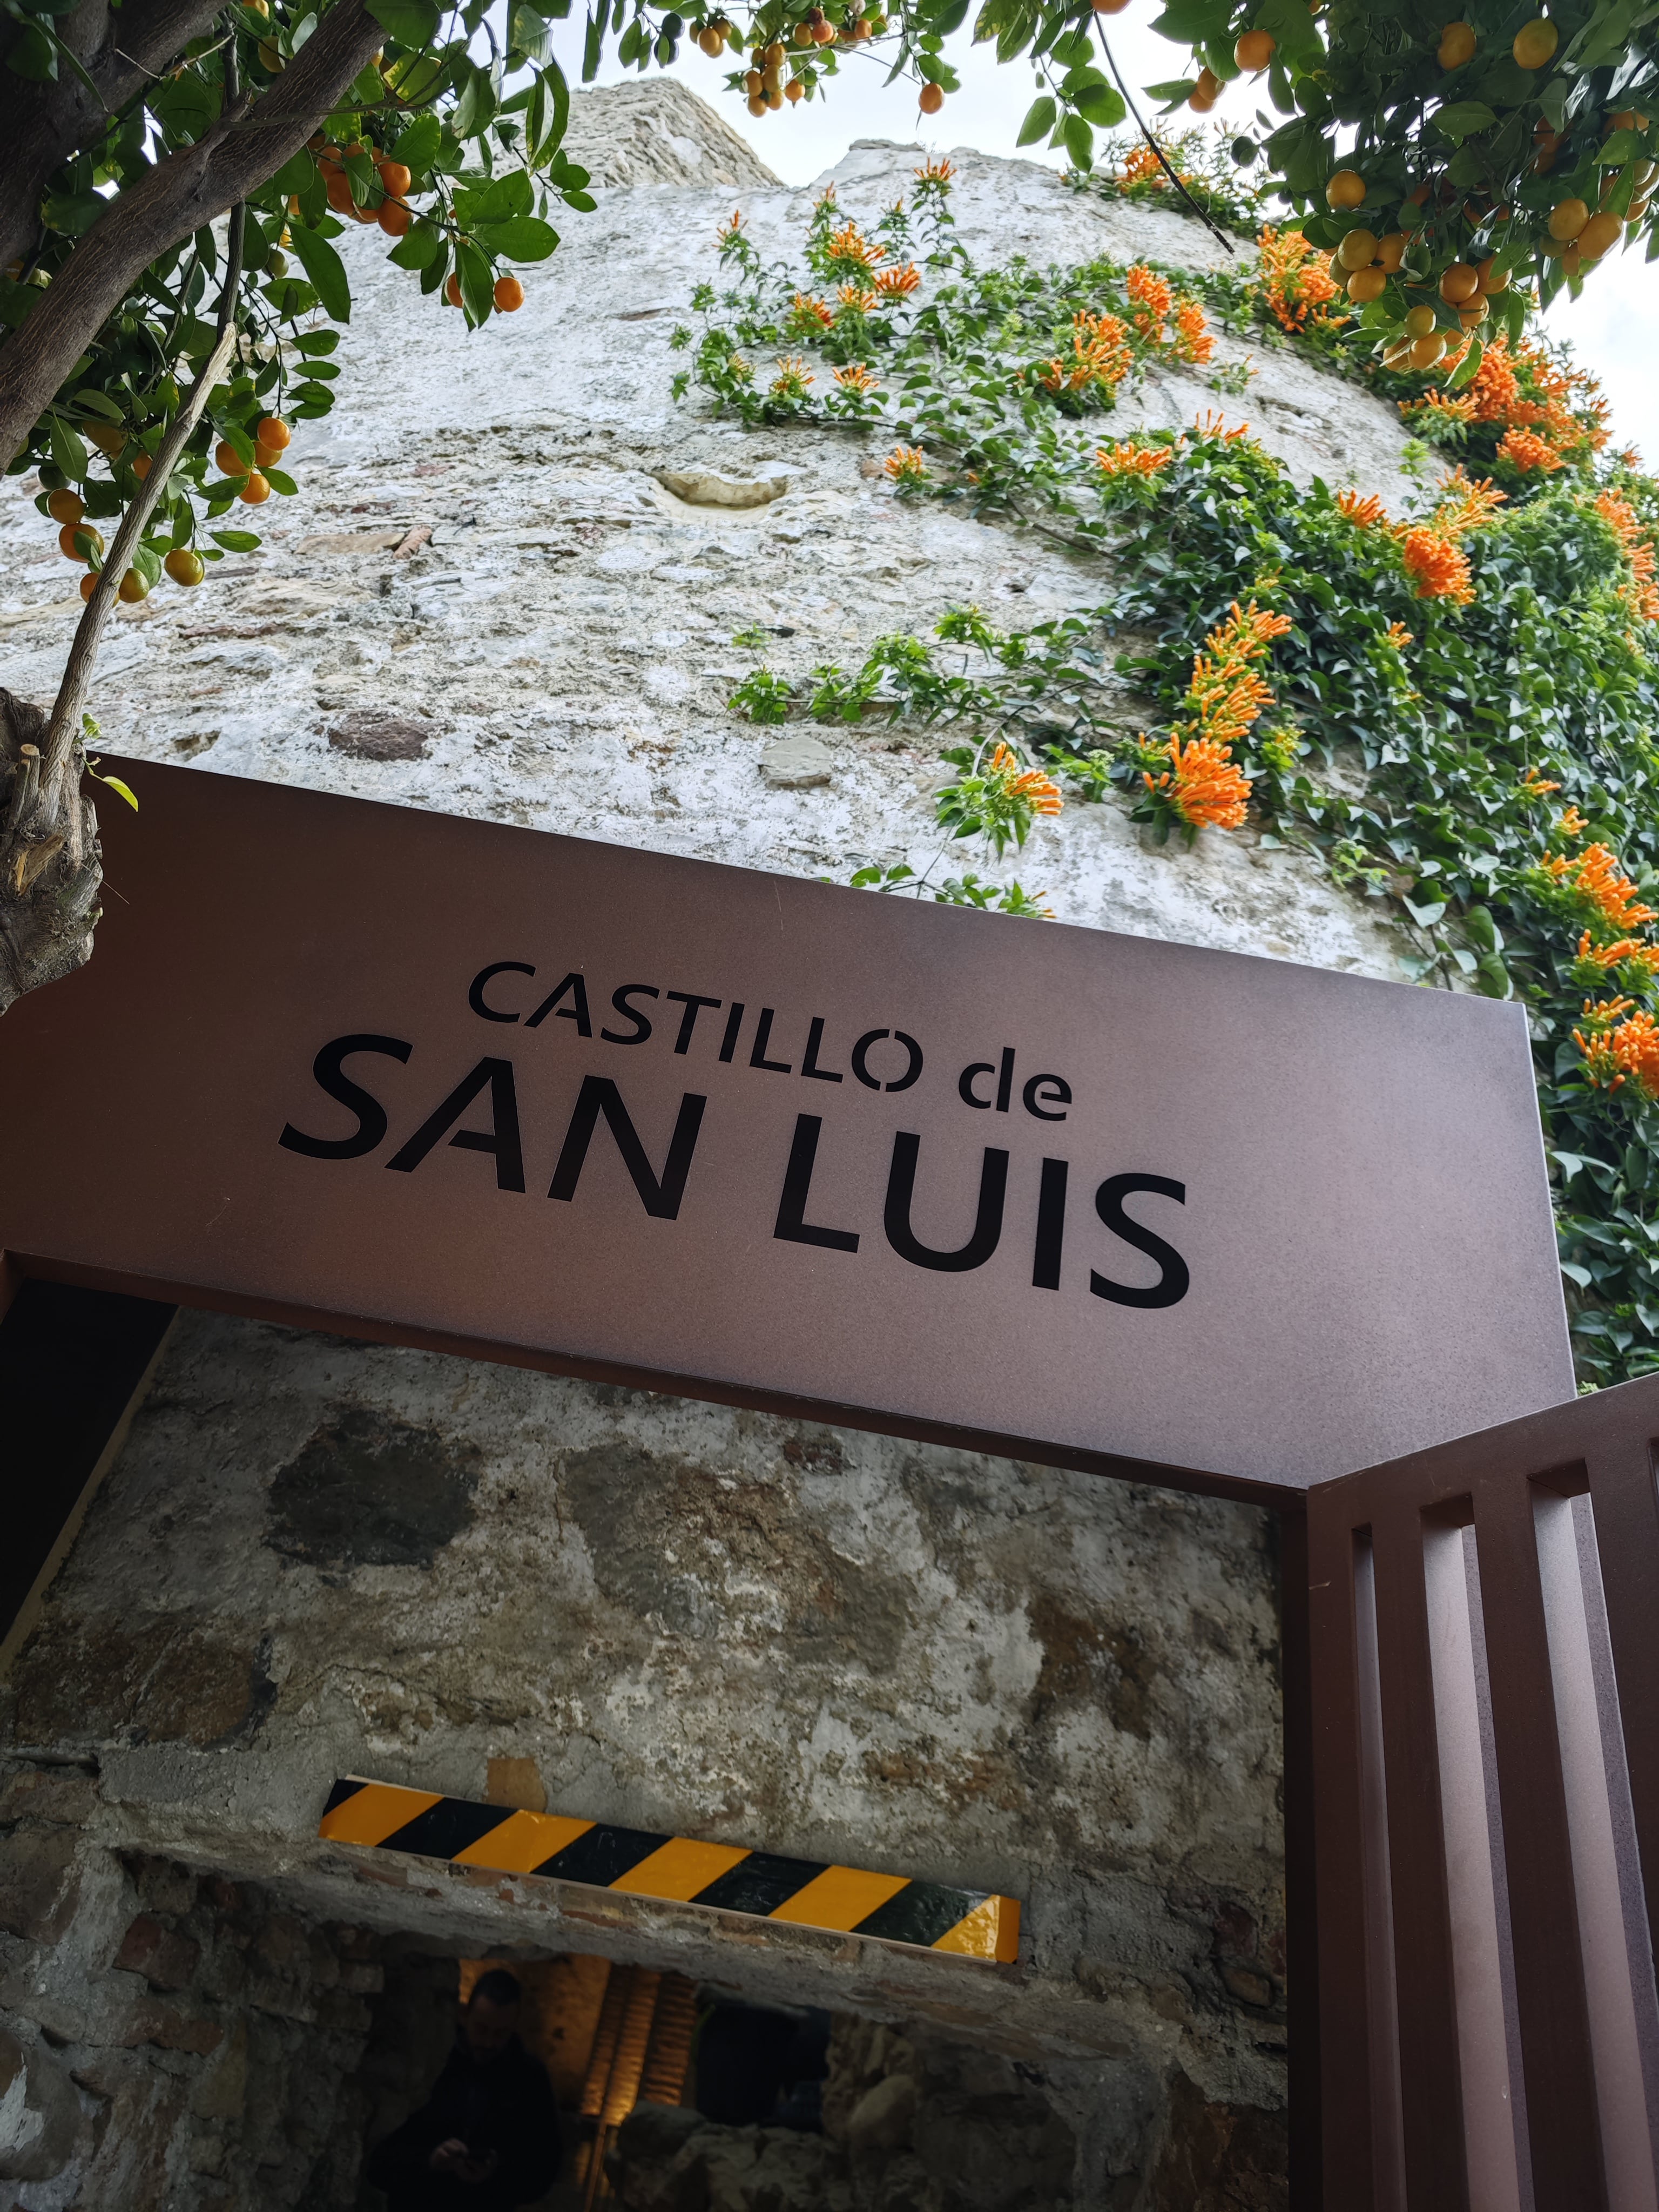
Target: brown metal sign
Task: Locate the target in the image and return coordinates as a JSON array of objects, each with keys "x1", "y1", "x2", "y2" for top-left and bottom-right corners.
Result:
[{"x1": 0, "y1": 759, "x2": 1572, "y2": 1503}]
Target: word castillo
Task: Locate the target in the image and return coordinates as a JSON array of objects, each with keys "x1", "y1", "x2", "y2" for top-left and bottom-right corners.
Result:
[{"x1": 277, "y1": 963, "x2": 1189, "y2": 1307}]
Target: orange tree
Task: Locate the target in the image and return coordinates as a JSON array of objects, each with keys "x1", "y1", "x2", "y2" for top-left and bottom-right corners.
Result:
[{"x1": 0, "y1": 0, "x2": 1655, "y2": 1009}]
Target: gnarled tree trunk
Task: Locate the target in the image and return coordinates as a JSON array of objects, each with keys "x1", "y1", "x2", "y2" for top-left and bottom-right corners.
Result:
[{"x1": 0, "y1": 691, "x2": 100, "y2": 1015}]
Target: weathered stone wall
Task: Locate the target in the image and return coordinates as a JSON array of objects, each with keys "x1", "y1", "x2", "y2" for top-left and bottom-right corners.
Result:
[{"x1": 0, "y1": 83, "x2": 1418, "y2": 2210}]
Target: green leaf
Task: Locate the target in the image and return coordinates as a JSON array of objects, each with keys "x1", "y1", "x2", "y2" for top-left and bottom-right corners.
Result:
[
  {"x1": 295, "y1": 327, "x2": 340, "y2": 354},
  {"x1": 582, "y1": 8, "x2": 602, "y2": 78},
  {"x1": 210, "y1": 529, "x2": 262, "y2": 551},
  {"x1": 389, "y1": 218, "x2": 444, "y2": 268},
  {"x1": 1074, "y1": 80, "x2": 1125, "y2": 126},
  {"x1": 46, "y1": 415, "x2": 88, "y2": 478},
  {"x1": 456, "y1": 236, "x2": 494, "y2": 322},
  {"x1": 1148, "y1": 0, "x2": 1231, "y2": 43},
  {"x1": 473, "y1": 214, "x2": 559, "y2": 260},
  {"x1": 286, "y1": 226, "x2": 351, "y2": 321},
  {"x1": 1537, "y1": 74, "x2": 1570, "y2": 131},
  {"x1": 367, "y1": 0, "x2": 439, "y2": 44},
  {"x1": 1599, "y1": 128, "x2": 1641, "y2": 165},
  {"x1": 42, "y1": 188, "x2": 107, "y2": 235},
  {"x1": 71, "y1": 387, "x2": 125, "y2": 422},
  {"x1": 392, "y1": 111, "x2": 443, "y2": 173},
  {"x1": 454, "y1": 170, "x2": 533, "y2": 221},
  {"x1": 451, "y1": 58, "x2": 497, "y2": 137},
  {"x1": 94, "y1": 773, "x2": 139, "y2": 811},
  {"x1": 1062, "y1": 110, "x2": 1094, "y2": 171},
  {"x1": 4, "y1": 23, "x2": 58, "y2": 78},
  {"x1": 1144, "y1": 76, "x2": 1198, "y2": 103},
  {"x1": 508, "y1": 1, "x2": 553, "y2": 57},
  {"x1": 1016, "y1": 93, "x2": 1056, "y2": 145},
  {"x1": 262, "y1": 466, "x2": 297, "y2": 495},
  {"x1": 1434, "y1": 99, "x2": 1496, "y2": 143}
]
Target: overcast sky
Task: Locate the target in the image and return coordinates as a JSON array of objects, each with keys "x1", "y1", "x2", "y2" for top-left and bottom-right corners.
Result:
[{"x1": 550, "y1": 15, "x2": 1658, "y2": 464}]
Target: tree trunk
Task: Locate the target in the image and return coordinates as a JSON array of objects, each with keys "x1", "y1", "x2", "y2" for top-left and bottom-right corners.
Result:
[
  {"x1": 0, "y1": 0, "x2": 386, "y2": 472},
  {"x1": 0, "y1": 692, "x2": 101, "y2": 1016},
  {"x1": 0, "y1": 0, "x2": 225, "y2": 275}
]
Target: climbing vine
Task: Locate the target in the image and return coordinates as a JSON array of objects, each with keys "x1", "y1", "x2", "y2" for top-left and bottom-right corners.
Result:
[{"x1": 679, "y1": 166, "x2": 1659, "y2": 1388}]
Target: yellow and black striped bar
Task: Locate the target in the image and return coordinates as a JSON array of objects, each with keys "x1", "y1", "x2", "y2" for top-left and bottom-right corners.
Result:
[{"x1": 319, "y1": 1776, "x2": 1019, "y2": 1964}]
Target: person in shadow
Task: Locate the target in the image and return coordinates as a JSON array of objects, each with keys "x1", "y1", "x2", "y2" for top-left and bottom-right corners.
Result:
[{"x1": 366, "y1": 1968, "x2": 561, "y2": 2209}]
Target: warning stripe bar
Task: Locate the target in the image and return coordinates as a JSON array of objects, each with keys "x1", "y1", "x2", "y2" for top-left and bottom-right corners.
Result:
[{"x1": 319, "y1": 1776, "x2": 1019, "y2": 1964}]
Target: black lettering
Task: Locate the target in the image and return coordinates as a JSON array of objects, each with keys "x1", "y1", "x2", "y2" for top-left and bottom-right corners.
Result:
[
  {"x1": 279, "y1": 1034, "x2": 412, "y2": 1161},
  {"x1": 801, "y1": 1016, "x2": 844, "y2": 1083},
  {"x1": 469, "y1": 962, "x2": 535, "y2": 1022},
  {"x1": 525, "y1": 973, "x2": 592, "y2": 1036},
  {"x1": 718, "y1": 1002, "x2": 746, "y2": 1063},
  {"x1": 1023, "y1": 1074, "x2": 1071, "y2": 1122},
  {"x1": 884, "y1": 1132, "x2": 1007, "y2": 1272},
  {"x1": 959, "y1": 1061, "x2": 995, "y2": 1109},
  {"x1": 852, "y1": 1029, "x2": 924, "y2": 1093},
  {"x1": 666, "y1": 991, "x2": 721, "y2": 1054},
  {"x1": 602, "y1": 984, "x2": 659, "y2": 1046},
  {"x1": 750, "y1": 1008, "x2": 792, "y2": 1074},
  {"x1": 1033, "y1": 1157, "x2": 1068, "y2": 1290},
  {"x1": 995, "y1": 1046, "x2": 1015, "y2": 1114},
  {"x1": 548, "y1": 1077, "x2": 706, "y2": 1219},
  {"x1": 773, "y1": 1116, "x2": 860, "y2": 1252},
  {"x1": 1091, "y1": 1174, "x2": 1189, "y2": 1309},
  {"x1": 385, "y1": 1058, "x2": 525, "y2": 1191}
]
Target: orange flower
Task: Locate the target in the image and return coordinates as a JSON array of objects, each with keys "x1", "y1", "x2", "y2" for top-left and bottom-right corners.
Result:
[
  {"x1": 1558, "y1": 806, "x2": 1588, "y2": 839},
  {"x1": 1595, "y1": 490, "x2": 1659, "y2": 622},
  {"x1": 1520, "y1": 766, "x2": 1561, "y2": 796},
  {"x1": 1338, "y1": 489, "x2": 1388, "y2": 528},
  {"x1": 1385, "y1": 621, "x2": 1413, "y2": 649},
  {"x1": 1402, "y1": 389, "x2": 1479, "y2": 427},
  {"x1": 1145, "y1": 736, "x2": 1253, "y2": 830},
  {"x1": 874, "y1": 262, "x2": 921, "y2": 298},
  {"x1": 1434, "y1": 468, "x2": 1506, "y2": 539},
  {"x1": 988, "y1": 741, "x2": 1062, "y2": 815},
  {"x1": 1543, "y1": 843, "x2": 1659, "y2": 934},
  {"x1": 837, "y1": 281, "x2": 878, "y2": 313},
  {"x1": 833, "y1": 361, "x2": 879, "y2": 392},
  {"x1": 884, "y1": 443, "x2": 927, "y2": 484},
  {"x1": 1575, "y1": 1001, "x2": 1659, "y2": 1099},
  {"x1": 1097, "y1": 439, "x2": 1173, "y2": 477},
  {"x1": 1126, "y1": 263, "x2": 1174, "y2": 342},
  {"x1": 1497, "y1": 425, "x2": 1564, "y2": 474},
  {"x1": 1039, "y1": 308, "x2": 1132, "y2": 395},
  {"x1": 1574, "y1": 930, "x2": 1659, "y2": 975},
  {"x1": 914, "y1": 158, "x2": 955, "y2": 185},
  {"x1": 826, "y1": 221, "x2": 886, "y2": 268},
  {"x1": 770, "y1": 355, "x2": 814, "y2": 401},
  {"x1": 1119, "y1": 143, "x2": 1163, "y2": 188},
  {"x1": 1256, "y1": 224, "x2": 1343, "y2": 334},
  {"x1": 1400, "y1": 527, "x2": 1474, "y2": 606},
  {"x1": 1193, "y1": 409, "x2": 1251, "y2": 443},
  {"x1": 789, "y1": 291, "x2": 834, "y2": 330},
  {"x1": 1174, "y1": 297, "x2": 1215, "y2": 366}
]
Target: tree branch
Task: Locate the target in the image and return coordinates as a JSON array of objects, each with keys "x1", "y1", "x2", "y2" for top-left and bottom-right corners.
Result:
[{"x1": 0, "y1": 0, "x2": 385, "y2": 471}]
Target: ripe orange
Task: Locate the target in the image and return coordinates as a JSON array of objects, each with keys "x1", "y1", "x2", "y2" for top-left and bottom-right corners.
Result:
[
  {"x1": 446, "y1": 271, "x2": 463, "y2": 307},
  {"x1": 1235, "y1": 28, "x2": 1274, "y2": 69},
  {"x1": 1476, "y1": 257, "x2": 1509, "y2": 290},
  {"x1": 1337, "y1": 227, "x2": 1379, "y2": 269},
  {"x1": 1404, "y1": 303, "x2": 1438, "y2": 338},
  {"x1": 494, "y1": 275, "x2": 524, "y2": 311},
  {"x1": 1188, "y1": 86, "x2": 1215, "y2": 111},
  {"x1": 1458, "y1": 295, "x2": 1489, "y2": 324},
  {"x1": 79, "y1": 572, "x2": 97, "y2": 602},
  {"x1": 131, "y1": 452, "x2": 152, "y2": 480},
  {"x1": 375, "y1": 159, "x2": 412, "y2": 198},
  {"x1": 1410, "y1": 331, "x2": 1446, "y2": 368},
  {"x1": 698, "y1": 23, "x2": 724, "y2": 50},
  {"x1": 1092, "y1": 0, "x2": 1131, "y2": 12},
  {"x1": 1326, "y1": 170, "x2": 1366, "y2": 210},
  {"x1": 59, "y1": 523, "x2": 103, "y2": 558},
  {"x1": 763, "y1": 40, "x2": 785, "y2": 63},
  {"x1": 747, "y1": 92, "x2": 767, "y2": 113},
  {"x1": 1577, "y1": 209, "x2": 1622, "y2": 256},
  {"x1": 765, "y1": 82, "x2": 783, "y2": 105},
  {"x1": 86, "y1": 424, "x2": 125, "y2": 458},
  {"x1": 239, "y1": 472, "x2": 271, "y2": 505},
  {"x1": 1439, "y1": 261, "x2": 1479, "y2": 301},
  {"x1": 1513, "y1": 15, "x2": 1558, "y2": 66},
  {"x1": 1548, "y1": 195, "x2": 1589, "y2": 240},
  {"x1": 165, "y1": 549, "x2": 205, "y2": 586},
  {"x1": 1377, "y1": 232, "x2": 1408, "y2": 271},
  {"x1": 812, "y1": 17, "x2": 835, "y2": 39},
  {"x1": 46, "y1": 488, "x2": 83, "y2": 525},
  {"x1": 214, "y1": 440, "x2": 248, "y2": 476},
  {"x1": 744, "y1": 66, "x2": 763, "y2": 89},
  {"x1": 1561, "y1": 245, "x2": 1583, "y2": 276},
  {"x1": 1347, "y1": 267, "x2": 1387, "y2": 302},
  {"x1": 1437, "y1": 19, "x2": 1476, "y2": 65},
  {"x1": 117, "y1": 568, "x2": 149, "y2": 603},
  {"x1": 380, "y1": 200, "x2": 412, "y2": 237},
  {"x1": 324, "y1": 171, "x2": 355, "y2": 214},
  {"x1": 785, "y1": 76, "x2": 804, "y2": 99},
  {"x1": 256, "y1": 417, "x2": 289, "y2": 453},
  {"x1": 919, "y1": 80, "x2": 943, "y2": 111}
]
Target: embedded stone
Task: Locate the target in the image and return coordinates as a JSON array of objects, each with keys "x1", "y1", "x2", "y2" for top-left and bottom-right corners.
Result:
[{"x1": 760, "y1": 733, "x2": 834, "y2": 788}]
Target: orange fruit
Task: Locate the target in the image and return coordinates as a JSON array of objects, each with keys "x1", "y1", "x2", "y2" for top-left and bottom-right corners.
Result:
[
  {"x1": 214, "y1": 440, "x2": 248, "y2": 476},
  {"x1": 1404, "y1": 302, "x2": 1438, "y2": 338},
  {"x1": 79, "y1": 572, "x2": 97, "y2": 602},
  {"x1": 1410, "y1": 331, "x2": 1446, "y2": 368},
  {"x1": 324, "y1": 171, "x2": 354, "y2": 214},
  {"x1": 918, "y1": 80, "x2": 943, "y2": 111},
  {"x1": 1438, "y1": 261, "x2": 1479, "y2": 301},
  {"x1": 1577, "y1": 209, "x2": 1621, "y2": 256},
  {"x1": 765, "y1": 83, "x2": 783, "y2": 106},
  {"x1": 375, "y1": 158, "x2": 412, "y2": 198},
  {"x1": 1549, "y1": 195, "x2": 1588, "y2": 240},
  {"x1": 1188, "y1": 87, "x2": 1215, "y2": 110},
  {"x1": 1235, "y1": 28, "x2": 1274, "y2": 69},
  {"x1": 1437, "y1": 19, "x2": 1476, "y2": 65},
  {"x1": 698, "y1": 24, "x2": 724, "y2": 50},
  {"x1": 1513, "y1": 15, "x2": 1557, "y2": 66},
  {"x1": 747, "y1": 91, "x2": 766, "y2": 113},
  {"x1": 1561, "y1": 245, "x2": 1583, "y2": 276},
  {"x1": 1337, "y1": 227, "x2": 1379, "y2": 269},
  {"x1": 117, "y1": 567, "x2": 149, "y2": 603},
  {"x1": 1377, "y1": 232, "x2": 1408, "y2": 271},
  {"x1": 785, "y1": 75, "x2": 804, "y2": 98},
  {"x1": 744, "y1": 66, "x2": 762, "y2": 89},
  {"x1": 46, "y1": 488, "x2": 83, "y2": 525},
  {"x1": 1326, "y1": 170, "x2": 1366, "y2": 210},
  {"x1": 1347, "y1": 267, "x2": 1387, "y2": 302},
  {"x1": 379, "y1": 200, "x2": 412, "y2": 237},
  {"x1": 1458, "y1": 296, "x2": 1489, "y2": 325},
  {"x1": 1092, "y1": 0, "x2": 1131, "y2": 11},
  {"x1": 813, "y1": 18, "x2": 835, "y2": 38},
  {"x1": 494, "y1": 275, "x2": 524, "y2": 311},
  {"x1": 86, "y1": 424, "x2": 125, "y2": 458},
  {"x1": 446, "y1": 271, "x2": 463, "y2": 307},
  {"x1": 239, "y1": 472, "x2": 271, "y2": 504},
  {"x1": 257, "y1": 417, "x2": 289, "y2": 450},
  {"x1": 60, "y1": 522, "x2": 103, "y2": 558},
  {"x1": 165, "y1": 549, "x2": 205, "y2": 586},
  {"x1": 1476, "y1": 258, "x2": 1509, "y2": 291},
  {"x1": 131, "y1": 452, "x2": 152, "y2": 480}
]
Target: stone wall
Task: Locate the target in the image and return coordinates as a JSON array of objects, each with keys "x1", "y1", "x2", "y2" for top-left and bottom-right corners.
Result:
[{"x1": 0, "y1": 81, "x2": 1420, "y2": 2210}]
